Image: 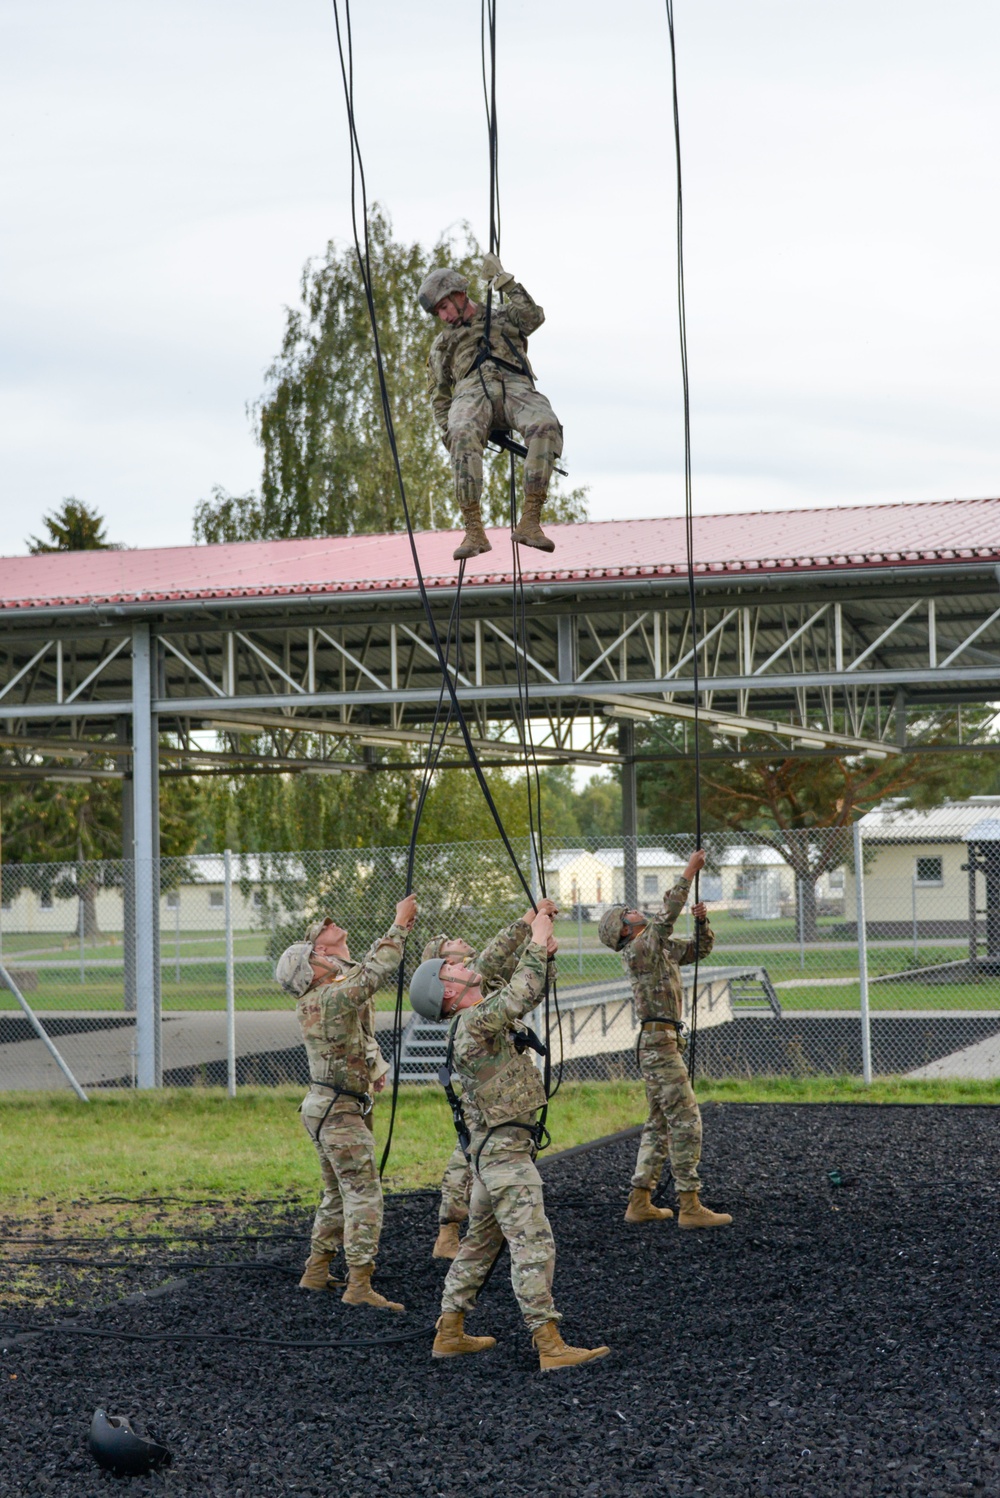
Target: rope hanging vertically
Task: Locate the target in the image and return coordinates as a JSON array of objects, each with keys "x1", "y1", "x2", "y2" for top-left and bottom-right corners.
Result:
[
  {"x1": 329, "y1": 0, "x2": 541, "y2": 1174},
  {"x1": 481, "y1": 0, "x2": 562, "y2": 1109},
  {"x1": 664, "y1": 0, "x2": 704, "y2": 1080}
]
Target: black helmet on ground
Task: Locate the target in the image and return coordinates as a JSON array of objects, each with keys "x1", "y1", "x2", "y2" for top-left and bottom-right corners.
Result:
[{"x1": 88, "y1": 1408, "x2": 171, "y2": 1477}]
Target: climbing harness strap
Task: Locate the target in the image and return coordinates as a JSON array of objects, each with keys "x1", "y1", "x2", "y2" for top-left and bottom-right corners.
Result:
[
  {"x1": 438, "y1": 1019, "x2": 472, "y2": 1163},
  {"x1": 636, "y1": 1015, "x2": 686, "y2": 1067},
  {"x1": 473, "y1": 1118, "x2": 551, "y2": 1179},
  {"x1": 307, "y1": 1081, "x2": 373, "y2": 1118}
]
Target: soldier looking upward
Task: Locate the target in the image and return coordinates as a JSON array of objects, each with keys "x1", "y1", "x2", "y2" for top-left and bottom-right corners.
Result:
[
  {"x1": 410, "y1": 906, "x2": 610, "y2": 1371},
  {"x1": 275, "y1": 894, "x2": 418, "y2": 1309},
  {"x1": 420, "y1": 899, "x2": 559, "y2": 1261},
  {"x1": 599, "y1": 849, "x2": 732, "y2": 1229},
  {"x1": 419, "y1": 254, "x2": 564, "y2": 561}
]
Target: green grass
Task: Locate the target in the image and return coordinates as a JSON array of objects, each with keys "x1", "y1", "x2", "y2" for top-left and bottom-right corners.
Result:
[
  {"x1": 0, "y1": 1079, "x2": 995, "y2": 1225},
  {"x1": 5, "y1": 932, "x2": 1000, "y2": 1013}
]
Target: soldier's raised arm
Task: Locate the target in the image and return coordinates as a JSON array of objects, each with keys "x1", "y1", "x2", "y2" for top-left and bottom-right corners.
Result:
[
  {"x1": 639, "y1": 850, "x2": 705, "y2": 951},
  {"x1": 468, "y1": 909, "x2": 553, "y2": 1038},
  {"x1": 475, "y1": 898, "x2": 556, "y2": 987},
  {"x1": 482, "y1": 253, "x2": 545, "y2": 336},
  {"x1": 502, "y1": 280, "x2": 545, "y2": 336},
  {"x1": 345, "y1": 895, "x2": 418, "y2": 1011}
]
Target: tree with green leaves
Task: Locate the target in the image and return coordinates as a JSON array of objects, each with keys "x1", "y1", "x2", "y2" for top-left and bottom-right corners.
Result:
[
  {"x1": 635, "y1": 709, "x2": 998, "y2": 938},
  {"x1": 193, "y1": 205, "x2": 587, "y2": 542},
  {"x1": 1, "y1": 775, "x2": 200, "y2": 938},
  {"x1": 27, "y1": 498, "x2": 120, "y2": 554}
]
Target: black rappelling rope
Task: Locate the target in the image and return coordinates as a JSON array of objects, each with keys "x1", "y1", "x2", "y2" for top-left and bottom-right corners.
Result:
[
  {"x1": 664, "y1": 0, "x2": 705, "y2": 1082},
  {"x1": 329, "y1": 0, "x2": 539, "y2": 1174},
  {"x1": 481, "y1": 0, "x2": 562, "y2": 1113},
  {"x1": 379, "y1": 567, "x2": 466, "y2": 1177}
]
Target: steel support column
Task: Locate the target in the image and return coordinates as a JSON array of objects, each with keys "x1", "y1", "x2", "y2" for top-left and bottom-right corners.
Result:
[
  {"x1": 131, "y1": 623, "x2": 160, "y2": 1087},
  {"x1": 619, "y1": 719, "x2": 639, "y2": 908}
]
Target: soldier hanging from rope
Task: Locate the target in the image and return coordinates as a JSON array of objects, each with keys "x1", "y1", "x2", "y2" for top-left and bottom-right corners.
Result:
[
  {"x1": 420, "y1": 897, "x2": 559, "y2": 1261},
  {"x1": 409, "y1": 905, "x2": 609, "y2": 1371},
  {"x1": 419, "y1": 255, "x2": 564, "y2": 561},
  {"x1": 598, "y1": 848, "x2": 733, "y2": 1230}
]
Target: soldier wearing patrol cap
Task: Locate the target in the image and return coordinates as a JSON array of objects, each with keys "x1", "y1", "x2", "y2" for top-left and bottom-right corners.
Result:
[
  {"x1": 409, "y1": 906, "x2": 610, "y2": 1371},
  {"x1": 418, "y1": 257, "x2": 564, "y2": 561},
  {"x1": 420, "y1": 899, "x2": 558, "y2": 1261},
  {"x1": 598, "y1": 848, "x2": 732, "y2": 1230},
  {"x1": 276, "y1": 893, "x2": 417, "y2": 1309}
]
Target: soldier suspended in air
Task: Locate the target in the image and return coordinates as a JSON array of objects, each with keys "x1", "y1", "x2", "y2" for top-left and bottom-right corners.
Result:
[{"x1": 419, "y1": 255, "x2": 564, "y2": 561}]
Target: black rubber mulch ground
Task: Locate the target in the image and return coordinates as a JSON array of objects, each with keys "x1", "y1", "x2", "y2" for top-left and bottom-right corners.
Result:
[{"x1": 1, "y1": 1104, "x2": 998, "y2": 1497}]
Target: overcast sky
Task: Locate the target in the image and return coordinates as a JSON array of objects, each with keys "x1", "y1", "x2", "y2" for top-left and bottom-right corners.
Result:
[{"x1": 2, "y1": 0, "x2": 997, "y2": 556}]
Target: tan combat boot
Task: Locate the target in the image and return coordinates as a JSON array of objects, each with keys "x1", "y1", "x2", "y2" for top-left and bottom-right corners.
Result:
[
  {"x1": 297, "y1": 1250, "x2": 346, "y2": 1291},
  {"x1": 532, "y1": 1321, "x2": 610, "y2": 1371},
  {"x1": 624, "y1": 1188, "x2": 674, "y2": 1224},
  {"x1": 432, "y1": 1222, "x2": 461, "y2": 1259},
  {"x1": 677, "y1": 1191, "x2": 732, "y2": 1229},
  {"x1": 431, "y1": 1312, "x2": 497, "y2": 1359},
  {"x1": 512, "y1": 494, "x2": 555, "y2": 553},
  {"x1": 341, "y1": 1263, "x2": 405, "y2": 1312},
  {"x1": 453, "y1": 504, "x2": 492, "y2": 561}
]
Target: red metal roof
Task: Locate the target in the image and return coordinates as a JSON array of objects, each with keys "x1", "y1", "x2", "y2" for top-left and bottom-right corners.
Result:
[{"x1": 2, "y1": 498, "x2": 998, "y2": 612}]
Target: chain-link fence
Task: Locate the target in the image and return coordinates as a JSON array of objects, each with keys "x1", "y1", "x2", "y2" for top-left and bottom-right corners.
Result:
[{"x1": 2, "y1": 817, "x2": 999, "y2": 1094}]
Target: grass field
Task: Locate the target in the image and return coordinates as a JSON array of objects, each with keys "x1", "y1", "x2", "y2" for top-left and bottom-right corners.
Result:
[
  {"x1": 3, "y1": 909, "x2": 999, "y2": 1016},
  {"x1": 0, "y1": 1078, "x2": 996, "y2": 1230}
]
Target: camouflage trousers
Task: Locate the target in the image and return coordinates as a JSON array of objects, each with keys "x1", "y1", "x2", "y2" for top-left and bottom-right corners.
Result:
[
  {"x1": 300, "y1": 1093, "x2": 383, "y2": 1266},
  {"x1": 441, "y1": 1126, "x2": 560, "y2": 1333},
  {"x1": 438, "y1": 1142, "x2": 473, "y2": 1226},
  {"x1": 447, "y1": 372, "x2": 563, "y2": 512},
  {"x1": 631, "y1": 1037, "x2": 703, "y2": 1195}
]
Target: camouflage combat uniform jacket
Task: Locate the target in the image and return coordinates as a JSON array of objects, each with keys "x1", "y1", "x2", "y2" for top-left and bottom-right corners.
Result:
[
  {"x1": 620, "y1": 878, "x2": 714, "y2": 1032},
  {"x1": 426, "y1": 283, "x2": 544, "y2": 438},
  {"x1": 472, "y1": 917, "x2": 532, "y2": 989},
  {"x1": 450, "y1": 940, "x2": 550, "y2": 1138},
  {"x1": 296, "y1": 924, "x2": 407, "y2": 1111}
]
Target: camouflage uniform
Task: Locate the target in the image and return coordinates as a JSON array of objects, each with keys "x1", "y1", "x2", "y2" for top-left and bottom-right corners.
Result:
[
  {"x1": 435, "y1": 918, "x2": 532, "y2": 1227},
  {"x1": 296, "y1": 924, "x2": 407, "y2": 1265},
  {"x1": 440, "y1": 941, "x2": 563, "y2": 1333},
  {"x1": 619, "y1": 879, "x2": 714, "y2": 1196},
  {"x1": 427, "y1": 283, "x2": 563, "y2": 513}
]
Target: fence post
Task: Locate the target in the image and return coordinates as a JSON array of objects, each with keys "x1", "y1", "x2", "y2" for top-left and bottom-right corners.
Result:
[
  {"x1": 619, "y1": 719, "x2": 639, "y2": 909},
  {"x1": 224, "y1": 848, "x2": 236, "y2": 1097},
  {"x1": 853, "y1": 820, "x2": 872, "y2": 1084},
  {"x1": 78, "y1": 889, "x2": 86, "y2": 984},
  {"x1": 131, "y1": 621, "x2": 160, "y2": 1087}
]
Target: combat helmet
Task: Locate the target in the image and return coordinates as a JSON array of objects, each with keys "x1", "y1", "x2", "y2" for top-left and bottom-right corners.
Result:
[
  {"x1": 409, "y1": 958, "x2": 447, "y2": 1021},
  {"x1": 275, "y1": 941, "x2": 315, "y2": 998},
  {"x1": 598, "y1": 903, "x2": 630, "y2": 952},
  {"x1": 418, "y1": 267, "x2": 469, "y2": 314},
  {"x1": 421, "y1": 933, "x2": 451, "y2": 964}
]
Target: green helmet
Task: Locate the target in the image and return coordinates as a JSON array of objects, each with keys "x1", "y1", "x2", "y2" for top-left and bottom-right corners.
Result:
[
  {"x1": 409, "y1": 958, "x2": 447, "y2": 1021},
  {"x1": 275, "y1": 941, "x2": 314, "y2": 998},
  {"x1": 418, "y1": 267, "x2": 468, "y2": 314},
  {"x1": 421, "y1": 933, "x2": 450, "y2": 964},
  {"x1": 598, "y1": 903, "x2": 629, "y2": 952}
]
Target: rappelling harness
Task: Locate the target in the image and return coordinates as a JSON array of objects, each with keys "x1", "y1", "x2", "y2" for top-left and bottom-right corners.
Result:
[{"x1": 302, "y1": 1080, "x2": 373, "y2": 1141}]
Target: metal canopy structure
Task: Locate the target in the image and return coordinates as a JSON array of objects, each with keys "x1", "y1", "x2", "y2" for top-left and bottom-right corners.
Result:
[{"x1": 4, "y1": 497, "x2": 1000, "y2": 1083}]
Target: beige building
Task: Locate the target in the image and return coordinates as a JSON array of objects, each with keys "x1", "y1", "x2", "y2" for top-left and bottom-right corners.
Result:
[
  {"x1": 845, "y1": 798, "x2": 1000, "y2": 924},
  {"x1": 0, "y1": 855, "x2": 282, "y2": 937}
]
